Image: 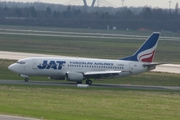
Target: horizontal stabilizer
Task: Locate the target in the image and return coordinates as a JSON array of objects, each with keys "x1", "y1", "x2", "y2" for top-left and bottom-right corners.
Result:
[
  {"x1": 143, "y1": 63, "x2": 166, "y2": 67},
  {"x1": 143, "y1": 63, "x2": 165, "y2": 71}
]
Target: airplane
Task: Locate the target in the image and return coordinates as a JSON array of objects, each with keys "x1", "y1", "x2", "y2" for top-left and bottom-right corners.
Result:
[{"x1": 8, "y1": 32, "x2": 161, "y2": 85}]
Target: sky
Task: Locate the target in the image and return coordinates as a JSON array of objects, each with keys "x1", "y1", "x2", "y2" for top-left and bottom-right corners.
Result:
[{"x1": 1, "y1": 0, "x2": 180, "y2": 9}]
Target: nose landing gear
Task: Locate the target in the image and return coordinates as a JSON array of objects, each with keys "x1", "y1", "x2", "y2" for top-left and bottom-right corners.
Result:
[{"x1": 19, "y1": 74, "x2": 29, "y2": 82}]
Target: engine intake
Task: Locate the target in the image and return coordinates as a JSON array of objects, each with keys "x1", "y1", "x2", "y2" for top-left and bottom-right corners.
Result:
[{"x1": 66, "y1": 72, "x2": 84, "y2": 81}]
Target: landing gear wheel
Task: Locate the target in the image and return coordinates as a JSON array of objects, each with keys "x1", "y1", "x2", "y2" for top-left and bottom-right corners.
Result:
[
  {"x1": 24, "y1": 78, "x2": 29, "y2": 82},
  {"x1": 86, "y1": 80, "x2": 92, "y2": 85},
  {"x1": 76, "y1": 81, "x2": 82, "y2": 84}
]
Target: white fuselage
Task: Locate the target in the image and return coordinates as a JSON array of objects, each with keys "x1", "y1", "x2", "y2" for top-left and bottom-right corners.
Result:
[{"x1": 9, "y1": 57, "x2": 149, "y2": 79}]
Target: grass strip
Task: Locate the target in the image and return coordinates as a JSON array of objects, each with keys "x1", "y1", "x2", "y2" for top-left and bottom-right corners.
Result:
[{"x1": 0, "y1": 85, "x2": 180, "y2": 120}]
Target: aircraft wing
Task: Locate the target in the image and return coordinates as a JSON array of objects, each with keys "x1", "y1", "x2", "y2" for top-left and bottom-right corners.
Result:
[{"x1": 84, "y1": 71, "x2": 121, "y2": 78}]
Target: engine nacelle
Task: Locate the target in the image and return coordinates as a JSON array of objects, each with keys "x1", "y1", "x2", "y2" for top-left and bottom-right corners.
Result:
[{"x1": 66, "y1": 72, "x2": 84, "y2": 81}]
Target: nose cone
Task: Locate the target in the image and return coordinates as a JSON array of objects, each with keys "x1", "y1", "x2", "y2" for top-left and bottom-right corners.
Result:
[{"x1": 8, "y1": 64, "x2": 18, "y2": 73}]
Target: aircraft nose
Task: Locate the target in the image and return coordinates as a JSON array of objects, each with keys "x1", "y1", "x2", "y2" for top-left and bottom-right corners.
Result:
[{"x1": 8, "y1": 64, "x2": 17, "y2": 72}]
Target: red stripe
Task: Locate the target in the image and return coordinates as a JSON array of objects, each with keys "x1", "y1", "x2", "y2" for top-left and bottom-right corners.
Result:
[{"x1": 139, "y1": 50, "x2": 155, "y2": 62}]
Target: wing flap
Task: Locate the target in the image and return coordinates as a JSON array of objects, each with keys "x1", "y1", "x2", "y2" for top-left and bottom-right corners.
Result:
[
  {"x1": 84, "y1": 71, "x2": 121, "y2": 75},
  {"x1": 84, "y1": 71, "x2": 121, "y2": 79}
]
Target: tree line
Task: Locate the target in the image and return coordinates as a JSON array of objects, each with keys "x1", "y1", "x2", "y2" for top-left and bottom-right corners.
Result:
[{"x1": 0, "y1": 2, "x2": 180, "y2": 32}]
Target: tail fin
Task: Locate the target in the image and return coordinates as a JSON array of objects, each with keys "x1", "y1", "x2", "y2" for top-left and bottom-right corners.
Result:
[{"x1": 120, "y1": 32, "x2": 160, "y2": 62}]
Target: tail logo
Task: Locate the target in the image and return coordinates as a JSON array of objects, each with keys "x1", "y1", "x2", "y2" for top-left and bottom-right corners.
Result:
[{"x1": 137, "y1": 44, "x2": 157, "y2": 62}]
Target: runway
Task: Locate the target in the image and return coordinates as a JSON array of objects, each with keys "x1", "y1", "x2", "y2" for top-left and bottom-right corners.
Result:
[
  {"x1": 153, "y1": 64, "x2": 180, "y2": 74},
  {"x1": 0, "y1": 80, "x2": 180, "y2": 91}
]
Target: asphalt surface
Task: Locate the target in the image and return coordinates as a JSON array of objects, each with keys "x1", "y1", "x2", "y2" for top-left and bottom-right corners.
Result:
[
  {"x1": 152, "y1": 64, "x2": 180, "y2": 74},
  {"x1": 0, "y1": 79, "x2": 180, "y2": 91}
]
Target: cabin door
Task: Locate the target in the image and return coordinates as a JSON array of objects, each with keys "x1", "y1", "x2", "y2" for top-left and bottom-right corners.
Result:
[{"x1": 32, "y1": 59, "x2": 37, "y2": 69}]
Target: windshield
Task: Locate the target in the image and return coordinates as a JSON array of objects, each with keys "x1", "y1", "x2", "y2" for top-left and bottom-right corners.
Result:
[{"x1": 16, "y1": 61, "x2": 25, "y2": 64}]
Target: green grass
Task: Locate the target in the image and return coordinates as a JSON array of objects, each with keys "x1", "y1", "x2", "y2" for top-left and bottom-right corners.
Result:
[
  {"x1": 1, "y1": 25, "x2": 180, "y2": 119},
  {"x1": 0, "y1": 33, "x2": 180, "y2": 63},
  {"x1": 0, "y1": 85, "x2": 180, "y2": 120},
  {"x1": 0, "y1": 25, "x2": 180, "y2": 63},
  {"x1": 1, "y1": 35, "x2": 116, "y2": 58}
]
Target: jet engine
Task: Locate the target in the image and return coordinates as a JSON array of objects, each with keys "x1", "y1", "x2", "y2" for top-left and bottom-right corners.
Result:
[{"x1": 66, "y1": 72, "x2": 84, "y2": 81}]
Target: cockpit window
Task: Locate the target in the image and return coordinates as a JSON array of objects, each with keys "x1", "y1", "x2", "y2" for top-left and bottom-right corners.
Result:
[{"x1": 16, "y1": 61, "x2": 25, "y2": 64}]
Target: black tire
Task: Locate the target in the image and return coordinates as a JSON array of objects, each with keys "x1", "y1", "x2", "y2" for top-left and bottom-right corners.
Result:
[
  {"x1": 25, "y1": 78, "x2": 29, "y2": 82},
  {"x1": 86, "y1": 80, "x2": 92, "y2": 85}
]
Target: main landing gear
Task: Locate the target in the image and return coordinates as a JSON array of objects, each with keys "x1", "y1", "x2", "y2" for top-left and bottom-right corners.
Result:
[
  {"x1": 24, "y1": 78, "x2": 29, "y2": 82},
  {"x1": 86, "y1": 79, "x2": 92, "y2": 85},
  {"x1": 76, "y1": 79, "x2": 92, "y2": 85}
]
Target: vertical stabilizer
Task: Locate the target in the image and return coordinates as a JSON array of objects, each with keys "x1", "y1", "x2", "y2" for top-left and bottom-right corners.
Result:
[{"x1": 120, "y1": 32, "x2": 160, "y2": 62}]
